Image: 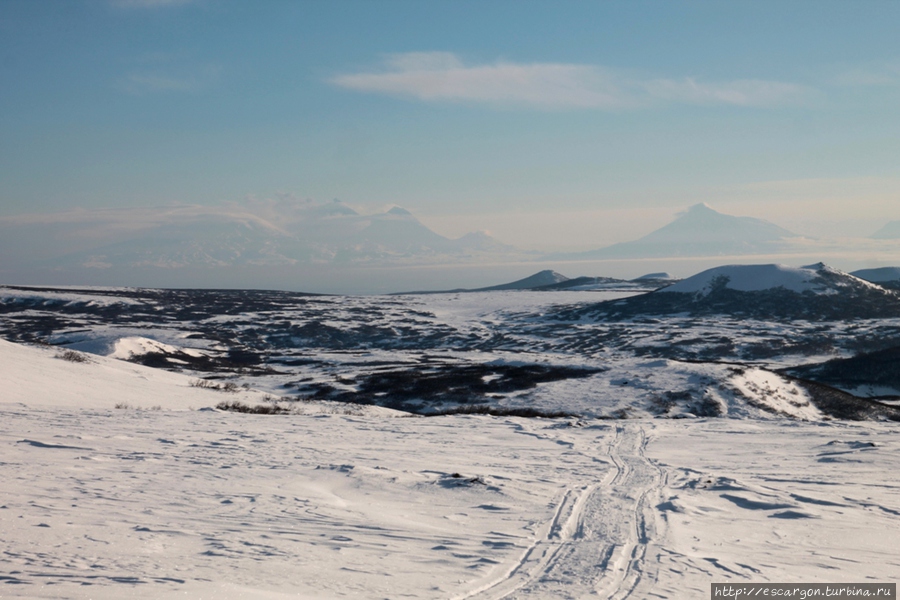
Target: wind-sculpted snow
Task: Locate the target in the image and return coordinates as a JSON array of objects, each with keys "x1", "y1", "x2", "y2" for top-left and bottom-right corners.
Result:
[{"x1": 1, "y1": 402, "x2": 898, "y2": 598}]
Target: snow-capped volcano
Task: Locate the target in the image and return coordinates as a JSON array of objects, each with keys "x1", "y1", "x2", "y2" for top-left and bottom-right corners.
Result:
[
  {"x1": 871, "y1": 221, "x2": 900, "y2": 239},
  {"x1": 637, "y1": 203, "x2": 794, "y2": 244},
  {"x1": 562, "y1": 203, "x2": 800, "y2": 260}
]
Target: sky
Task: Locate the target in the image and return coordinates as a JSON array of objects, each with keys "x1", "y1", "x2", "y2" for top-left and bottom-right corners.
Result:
[{"x1": 2, "y1": 0, "x2": 900, "y2": 252}]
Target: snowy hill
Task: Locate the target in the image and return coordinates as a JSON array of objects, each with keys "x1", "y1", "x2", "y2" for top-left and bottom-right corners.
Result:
[
  {"x1": 560, "y1": 203, "x2": 800, "y2": 260},
  {"x1": 563, "y1": 263, "x2": 900, "y2": 320},
  {"x1": 658, "y1": 262, "x2": 861, "y2": 294},
  {"x1": 0, "y1": 336, "x2": 401, "y2": 417},
  {"x1": 477, "y1": 269, "x2": 570, "y2": 291},
  {"x1": 395, "y1": 270, "x2": 570, "y2": 294},
  {"x1": 346, "y1": 206, "x2": 454, "y2": 252}
]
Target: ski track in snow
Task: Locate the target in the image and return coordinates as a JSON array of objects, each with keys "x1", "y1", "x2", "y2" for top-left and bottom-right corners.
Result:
[
  {"x1": 2, "y1": 406, "x2": 900, "y2": 599},
  {"x1": 454, "y1": 422, "x2": 666, "y2": 600}
]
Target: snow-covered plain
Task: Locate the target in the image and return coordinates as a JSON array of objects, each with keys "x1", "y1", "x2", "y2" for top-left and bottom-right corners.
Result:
[{"x1": 2, "y1": 340, "x2": 899, "y2": 598}]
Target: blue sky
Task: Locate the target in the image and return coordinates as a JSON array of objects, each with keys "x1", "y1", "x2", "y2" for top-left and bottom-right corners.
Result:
[{"x1": 2, "y1": 0, "x2": 900, "y2": 249}]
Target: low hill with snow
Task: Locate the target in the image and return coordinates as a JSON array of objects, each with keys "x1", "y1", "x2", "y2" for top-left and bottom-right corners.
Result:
[
  {"x1": 560, "y1": 263, "x2": 900, "y2": 320},
  {"x1": 659, "y1": 263, "x2": 857, "y2": 294},
  {"x1": 476, "y1": 269, "x2": 570, "y2": 291},
  {"x1": 0, "y1": 337, "x2": 244, "y2": 410}
]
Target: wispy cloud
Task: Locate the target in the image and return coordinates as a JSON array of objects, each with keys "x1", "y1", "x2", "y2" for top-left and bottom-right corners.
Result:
[
  {"x1": 330, "y1": 52, "x2": 816, "y2": 110},
  {"x1": 333, "y1": 52, "x2": 633, "y2": 110}
]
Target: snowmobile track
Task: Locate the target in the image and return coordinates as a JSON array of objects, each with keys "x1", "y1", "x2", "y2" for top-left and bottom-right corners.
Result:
[{"x1": 455, "y1": 423, "x2": 665, "y2": 599}]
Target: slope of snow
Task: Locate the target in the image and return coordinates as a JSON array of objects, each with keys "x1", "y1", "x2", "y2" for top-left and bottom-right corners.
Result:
[
  {"x1": 0, "y1": 338, "x2": 224, "y2": 410},
  {"x1": 0, "y1": 338, "x2": 398, "y2": 415}
]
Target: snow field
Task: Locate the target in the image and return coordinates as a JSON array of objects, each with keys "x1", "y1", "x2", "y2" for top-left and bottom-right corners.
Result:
[{"x1": 2, "y1": 406, "x2": 898, "y2": 599}]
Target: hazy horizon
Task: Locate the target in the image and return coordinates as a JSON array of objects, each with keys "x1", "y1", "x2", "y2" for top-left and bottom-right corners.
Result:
[{"x1": 2, "y1": 1, "x2": 899, "y2": 291}]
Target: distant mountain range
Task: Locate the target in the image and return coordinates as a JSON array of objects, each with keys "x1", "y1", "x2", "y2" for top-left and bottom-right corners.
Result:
[
  {"x1": 1, "y1": 201, "x2": 524, "y2": 274},
  {"x1": 3, "y1": 199, "x2": 900, "y2": 292}
]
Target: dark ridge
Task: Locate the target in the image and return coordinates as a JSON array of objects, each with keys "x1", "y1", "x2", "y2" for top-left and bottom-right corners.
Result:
[
  {"x1": 782, "y1": 346, "x2": 900, "y2": 395},
  {"x1": 555, "y1": 280, "x2": 900, "y2": 321},
  {"x1": 790, "y1": 379, "x2": 900, "y2": 421},
  {"x1": 216, "y1": 400, "x2": 291, "y2": 414},
  {"x1": 426, "y1": 405, "x2": 580, "y2": 418},
  {"x1": 288, "y1": 363, "x2": 604, "y2": 414}
]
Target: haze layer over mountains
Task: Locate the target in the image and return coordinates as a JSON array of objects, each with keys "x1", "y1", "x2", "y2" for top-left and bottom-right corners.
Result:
[{"x1": 2, "y1": 200, "x2": 899, "y2": 293}]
